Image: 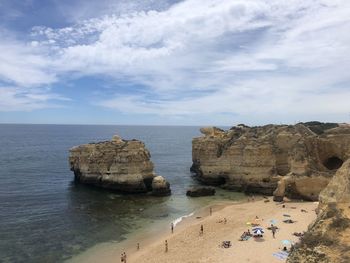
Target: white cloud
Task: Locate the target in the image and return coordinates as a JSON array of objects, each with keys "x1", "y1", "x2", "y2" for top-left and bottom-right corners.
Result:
[
  {"x1": 1, "y1": 0, "x2": 350, "y2": 124},
  {"x1": 0, "y1": 86, "x2": 68, "y2": 111},
  {"x1": 0, "y1": 37, "x2": 62, "y2": 112},
  {"x1": 0, "y1": 41, "x2": 56, "y2": 87}
]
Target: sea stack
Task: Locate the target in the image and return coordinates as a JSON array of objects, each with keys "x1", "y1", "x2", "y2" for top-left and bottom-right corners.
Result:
[
  {"x1": 191, "y1": 122, "x2": 350, "y2": 201},
  {"x1": 69, "y1": 135, "x2": 171, "y2": 195}
]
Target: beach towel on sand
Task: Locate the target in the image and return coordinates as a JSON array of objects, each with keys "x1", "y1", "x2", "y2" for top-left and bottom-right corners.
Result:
[
  {"x1": 273, "y1": 251, "x2": 289, "y2": 260},
  {"x1": 239, "y1": 236, "x2": 251, "y2": 241}
]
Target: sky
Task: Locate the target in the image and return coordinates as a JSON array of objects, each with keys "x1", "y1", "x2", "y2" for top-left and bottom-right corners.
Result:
[{"x1": 0, "y1": 0, "x2": 349, "y2": 126}]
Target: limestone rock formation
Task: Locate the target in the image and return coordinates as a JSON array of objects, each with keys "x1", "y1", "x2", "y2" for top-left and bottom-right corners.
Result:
[
  {"x1": 151, "y1": 176, "x2": 171, "y2": 196},
  {"x1": 186, "y1": 186, "x2": 216, "y2": 197},
  {"x1": 319, "y1": 159, "x2": 350, "y2": 205},
  {"x1": 200, "y1": 127, "x2": 225, "y2": 137},
  {"x1": 69, "y1": 135, "x2": 171, "y2": 194},
  {"x1": 191, "y1": 122, "x2": 350, "y2": 200},
  {"x1": 287, "y1": 159, "x2": 350, "y2": 263}
]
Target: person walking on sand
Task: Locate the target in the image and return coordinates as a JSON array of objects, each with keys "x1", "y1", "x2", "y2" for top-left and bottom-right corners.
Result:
[
  {"x1": 124, "y1": 252, "x2": 127, "y2": 263},
  {"x1": 210, "y1": 207, "x2": 212, "y2": 216},
  {"x1": 271, "y1": 224, "x2": 277, "y2": 238},
  {"x1": 171, "y1": 222, "x2": 174, "y2": 233},
  {"x1": 137, "y1": 243, "x2": 140, "y2": 250},
  {"x1": 165, "y1": 240, "x2": 168, "y2": 252},
  {"x1": 200, "y1": 224, "x2": 204, "y2": 236}
]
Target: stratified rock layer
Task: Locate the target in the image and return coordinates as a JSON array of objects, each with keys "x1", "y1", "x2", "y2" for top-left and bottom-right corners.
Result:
[
  {"x1": 69, "y1": 135, "x2": 170, "y2": 195},
  {"x1": 287, "y1": 159, "x2": 350, "y2": 263},
  {"x1": 191, "y1": 122, "x2": 350, "y2": 200}
]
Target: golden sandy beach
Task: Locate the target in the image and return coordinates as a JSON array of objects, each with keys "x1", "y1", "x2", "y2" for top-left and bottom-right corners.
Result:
[{"x1": 69, "y1": 197, "x2": 317, "y2": 263}]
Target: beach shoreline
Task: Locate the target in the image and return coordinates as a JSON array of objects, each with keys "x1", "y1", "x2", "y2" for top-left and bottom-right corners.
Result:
[
  {"x1": 68, "y1": 196, "x2": 317, "y2": 263},
  {"x1": 66, "y1": 198, "x2": 244, "y2": 263}
]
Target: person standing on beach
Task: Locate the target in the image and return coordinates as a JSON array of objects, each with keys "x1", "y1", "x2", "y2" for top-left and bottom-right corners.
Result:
[
  {"x1": 271, "y1": 224, "x2": 277, "y2": 238},
  {"x1": 200, "y1": 224, "x2": 204, "y2": 236},
  {"x1": 171, "y1": 222, "x2": 174, "y2": 233},
  {"x1": 165, "y1": 240, "x2": 168, "y2": 252},
  {"x1": 210, "y1": 207, "x2": 212, "y2": 216},
  {"x1": 137, "y1": 243, "x2": 140, "y2": 250}
]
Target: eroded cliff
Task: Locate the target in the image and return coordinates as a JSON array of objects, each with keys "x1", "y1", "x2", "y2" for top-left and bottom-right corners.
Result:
[
  {"x1": 69, "y1": 135, "x2": 171, "y2": 195},
  {"x1": 287, "y1": 159, "x2": 350, "y2": 263},
  {"x1": 191, "y1": 122, "x2": 350, "y2": 200}
]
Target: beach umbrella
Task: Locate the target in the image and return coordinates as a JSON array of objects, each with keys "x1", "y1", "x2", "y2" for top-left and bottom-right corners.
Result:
[
  {"x1": 252, "y1": 228, "x2": 264, "y2": 235},
  {"x1": 282, "y1": 240, "x2": 292, "y2": 246},
  {"x1": 253, "y1": 229, "x2": 264, "y2": 236}
]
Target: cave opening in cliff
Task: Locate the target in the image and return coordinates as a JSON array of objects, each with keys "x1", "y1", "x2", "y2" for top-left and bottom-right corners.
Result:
[{"x1": 323, "y1": 156, "x2": 343, "y2": 170}]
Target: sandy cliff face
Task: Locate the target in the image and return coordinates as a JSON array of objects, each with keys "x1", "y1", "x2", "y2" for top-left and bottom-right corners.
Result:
[
  {"x1": 319, "y1": 159, "x2": 350, "y2": 205},
  {"x1": 191, "y1": 122, "x2": 350, "y2": 200},
  {"x1": 287, "y1": 159, "x2": 350, "y2": 263},
  {"x1": 69, "y1": 135, "x2": 170, "y2": 195}
]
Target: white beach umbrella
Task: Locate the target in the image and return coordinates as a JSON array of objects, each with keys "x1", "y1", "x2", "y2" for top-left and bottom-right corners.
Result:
[{"x1": 252, "y1": 228, "x2": 264, "y2": 235}]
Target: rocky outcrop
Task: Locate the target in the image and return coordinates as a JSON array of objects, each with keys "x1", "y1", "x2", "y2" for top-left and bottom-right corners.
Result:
[
  {"x1": 287, "y1": 159, "x2": 350, "y2": 263},
  {"x1": 151, "y1": 176, "x2": 171, "y2": 196},
  {"x1": 319, "y1": 159, "x2": 350, "y2": 205},
  {"x1": 69, "y1": 135, "x2": 171, "y2": 195},
  {"x1": 191, "y1": 122, "x2": 350, "y2": 200},
  {"x1": 186, "y1": 186, "x2": 216, "y2": 197}
]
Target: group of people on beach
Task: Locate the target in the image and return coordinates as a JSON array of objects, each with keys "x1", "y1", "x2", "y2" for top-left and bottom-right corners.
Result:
[
  {"x1": 217, "y1": 218, "x2": 227, "y2": 224},
  {"x1": 120, "y1": 252, "x2": 127, "y2": 262},
  {"x1": 163, "y1": 223, "x2": 205, "y2": 253},
  {"x1": 119, "y1": 200, "x2": 309, "y2": 261},
  {"x1": 247, "y1": 195, "x2": 255, "y2": 202},
  {"x1": 239, "y1": 229, "x2": 252, "y2": 241}
]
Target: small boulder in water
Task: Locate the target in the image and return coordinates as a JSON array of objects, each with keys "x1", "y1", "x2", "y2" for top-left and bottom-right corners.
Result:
[
  {"x1": 151, "y1": 176, "x2": 171, "y2": 196},
  {"x1": 186, "y1": 186, "x2": 216, "y2": 197}
]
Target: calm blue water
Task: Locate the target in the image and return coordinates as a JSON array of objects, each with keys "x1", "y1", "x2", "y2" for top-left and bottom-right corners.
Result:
[{"x1": 0, "y1": 124, "x2": 244, "y2": 263}]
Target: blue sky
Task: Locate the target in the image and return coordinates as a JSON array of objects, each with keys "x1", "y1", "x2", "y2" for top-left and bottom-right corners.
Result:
[{"x1": 0, "y1": 0, "x2": 350, "y2": 125}]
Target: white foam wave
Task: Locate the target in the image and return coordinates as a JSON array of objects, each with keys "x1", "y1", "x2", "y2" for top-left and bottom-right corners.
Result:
[{"x1": 172, "y1": 212, "x2": 194, "y2": 227}]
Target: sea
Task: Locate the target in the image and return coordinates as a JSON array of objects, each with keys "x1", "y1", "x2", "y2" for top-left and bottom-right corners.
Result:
[{"x1": 0, "y1": 124, "x2": 245, "y2": 263}]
